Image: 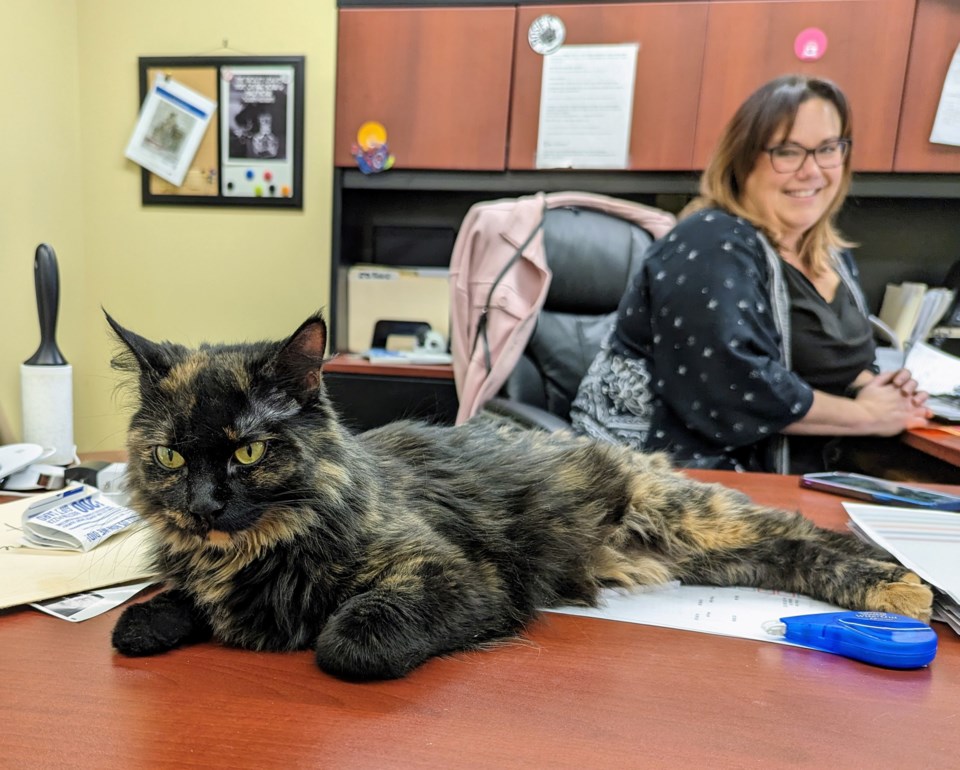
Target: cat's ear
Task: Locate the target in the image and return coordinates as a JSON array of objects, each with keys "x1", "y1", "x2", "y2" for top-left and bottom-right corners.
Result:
[
  {"x1": 104, "y1": 310, "x2": 181, "y2": 385},
  {"x1": 273, "y1": 313, "x2": 327, "y2": 401}
]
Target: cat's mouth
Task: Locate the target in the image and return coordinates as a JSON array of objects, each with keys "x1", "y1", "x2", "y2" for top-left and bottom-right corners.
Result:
[
  {"x1": 199, "y1": 504, "x2": 264, "y2": 535},
  {"x1": 163, "y1": 503, "x2": 302, "y2": 550},
  {"x1": 163, "y1": 504, "x2": 264, "y2": 540}
]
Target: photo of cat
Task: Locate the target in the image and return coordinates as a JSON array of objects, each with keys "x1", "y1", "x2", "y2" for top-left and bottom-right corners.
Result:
[{"x1": 107, "y1": 312, "x2": 933, "y2": 681}]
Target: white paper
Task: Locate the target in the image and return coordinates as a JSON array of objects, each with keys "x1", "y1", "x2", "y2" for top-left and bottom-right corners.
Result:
[
  {"x1": 844, "y1": 502, "x2": 960, "y2": 606},
  {"x1": 905, "y1": 341, "x2": 960, "y2": 396},
  {"x1": 536, "y1": 44, "x2": 639, "y2": 169},
  {"x1": 125, "y1": 74, "x2": 216, "y2": 186},
  {"x1": 30, "y1": 581, "x2": 155, "y2": 623},
  {"x1": 931, "y1": 42, "x2": 960, "y2": 147},
  {"x1": 547, "y1": 584, "x2": 842, "y2": 644}
]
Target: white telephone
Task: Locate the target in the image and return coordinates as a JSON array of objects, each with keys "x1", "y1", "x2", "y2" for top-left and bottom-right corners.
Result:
[{"x1": 0, "y1": 444, "x2": 60, "y2": 490}]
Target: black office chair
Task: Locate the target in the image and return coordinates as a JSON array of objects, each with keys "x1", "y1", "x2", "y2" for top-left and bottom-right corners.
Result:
[{"x1": 484, "y1": 206, "x2": 655, "y2": 432}]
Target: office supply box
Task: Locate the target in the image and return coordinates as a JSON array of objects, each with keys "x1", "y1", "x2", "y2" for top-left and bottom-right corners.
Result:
[{"x1": 347, "y1": 265, "x2": 449, "y2": 353}]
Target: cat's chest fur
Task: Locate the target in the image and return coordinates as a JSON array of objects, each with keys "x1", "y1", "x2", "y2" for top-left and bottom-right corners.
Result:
[{"x1": 158, "y1": 532, "x2": 357, "y2": 650}]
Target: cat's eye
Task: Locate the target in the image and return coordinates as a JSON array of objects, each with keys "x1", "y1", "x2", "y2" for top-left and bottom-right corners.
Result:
[
  {"x1": 154, "y1": 446, "x2": 185, "y2": 470},
  {"x1": 234, "y1": 441, "x2": 267, "y2": 466}
]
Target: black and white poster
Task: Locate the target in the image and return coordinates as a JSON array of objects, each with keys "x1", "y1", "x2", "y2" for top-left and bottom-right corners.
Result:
[
  {"x1": 226, "y1": 71, "x2": 289, "y2": 160},
  {"x1": 219, "y1": 64, "x2": 299, "y2": 200}
]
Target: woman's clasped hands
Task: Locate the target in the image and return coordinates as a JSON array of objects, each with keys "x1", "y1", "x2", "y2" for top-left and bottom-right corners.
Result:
[{"x1": 855, "y1": 368, "x2": 932, "y2": 435}]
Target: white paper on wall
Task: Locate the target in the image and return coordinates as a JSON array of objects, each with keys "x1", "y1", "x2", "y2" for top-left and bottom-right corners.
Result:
[
  {"x1": 535, "y1": 44, "x2": 639, "y2": 170},
  {"x1": 930, "y1": 42, "x2": 960, "y2": 147}
]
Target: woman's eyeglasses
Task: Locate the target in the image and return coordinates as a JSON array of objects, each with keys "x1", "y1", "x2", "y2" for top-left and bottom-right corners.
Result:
[{"x1": 764, "y1": 139, "x2": 852, "y2": 173}]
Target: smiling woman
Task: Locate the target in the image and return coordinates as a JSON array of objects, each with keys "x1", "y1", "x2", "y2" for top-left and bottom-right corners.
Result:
[{"x1": 571, "y1": 74, "x2": 945, "y2": 481}]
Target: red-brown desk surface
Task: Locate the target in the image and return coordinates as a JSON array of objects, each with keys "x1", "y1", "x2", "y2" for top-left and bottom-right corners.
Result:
[
  {"x1": 2, "y1": 470, "x2": 959, "y2": 769},
  {"x1": 903, "y1": 427, "x2": 960, "y2": 470}
]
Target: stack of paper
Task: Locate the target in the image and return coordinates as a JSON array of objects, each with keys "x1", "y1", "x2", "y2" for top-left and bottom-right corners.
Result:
[
  {"x1": 877, "y1": 282, "x2": 955, "y2": 351},
  {"x1": 904, "y1": 341, "x2": 960, "y2": 421},
  {"x1": 0, "y1": 488, "x2": 157, "y2": 609},
  {"x1": 844, "y1": 502, "x2": 960, "y2": 634}
]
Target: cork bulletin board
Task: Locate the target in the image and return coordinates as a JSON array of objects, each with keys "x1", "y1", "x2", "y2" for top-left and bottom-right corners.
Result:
[{"x1": 136, "y1": 56, "x2": 304, "y2": 208}]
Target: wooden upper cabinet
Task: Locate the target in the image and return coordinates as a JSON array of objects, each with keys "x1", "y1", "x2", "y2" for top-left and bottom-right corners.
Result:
[
  {"x1": 334, "y1": 8, "x2": 516, "y2": 170},
  {"x1": 894, "y1": 0, "x2": 960, "y2": 172},
  {"x1": 694, "y1": 0, "x2": 916, "y2": 171},
  {"x1": 508, "y1": 3, "x2": 708, "y2": 170}
]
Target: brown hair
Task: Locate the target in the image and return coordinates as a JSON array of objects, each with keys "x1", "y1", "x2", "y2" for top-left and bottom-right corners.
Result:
[{"x1": 682, "y1": 74, "x2": 854, "y2": 274}]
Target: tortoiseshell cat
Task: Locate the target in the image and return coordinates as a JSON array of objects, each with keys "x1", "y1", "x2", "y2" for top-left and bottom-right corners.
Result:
[{"x1": 109, "y1": 313, "x2": 932, "y2": 681}]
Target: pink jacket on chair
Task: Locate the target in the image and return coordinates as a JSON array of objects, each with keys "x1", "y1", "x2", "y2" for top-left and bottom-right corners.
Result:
[{"x1": 449, "y1": 191, "x2": 676, "y2": 424}]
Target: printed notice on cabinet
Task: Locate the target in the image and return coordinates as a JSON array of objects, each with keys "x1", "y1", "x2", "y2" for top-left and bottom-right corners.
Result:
[
  {"x1": 930, "y1": 42, "x2": 960, "y2": 147},
  {"x1": 535, "y1": 44, "x2": 638, "y2": 169}
]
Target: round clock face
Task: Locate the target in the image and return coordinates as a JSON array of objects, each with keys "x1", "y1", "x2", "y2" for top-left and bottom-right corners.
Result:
[{"x1": 528, "y1": 14, "x2": 566, "y2": 56}]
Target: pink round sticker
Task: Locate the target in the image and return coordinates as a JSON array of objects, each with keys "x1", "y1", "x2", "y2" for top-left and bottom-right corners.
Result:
[{"x1": 794, "y1": 27, "x2": 828, "y2": 61}]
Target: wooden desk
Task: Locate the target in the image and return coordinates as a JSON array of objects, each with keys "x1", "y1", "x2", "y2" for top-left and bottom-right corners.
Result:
[
  {"x1": 322, "y1": 354, "x2": 458, "y2": 431},
  {"x1": 2, "y1": 470, "x2": 959, "y2": 769},
  {"x1": 324, "y1": 353, "x2": 455, "y2": 381},
  {"x1": 904, "y1": 427, "x2": 960, "y2": 470}
]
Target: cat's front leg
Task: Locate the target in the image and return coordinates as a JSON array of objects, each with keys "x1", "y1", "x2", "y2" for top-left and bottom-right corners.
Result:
[
  {"x1": 315, "y1": 568, "x2": 507, "y2": 682},
  {"x1": 112, "y1": 588, "x2": 212, "y2": 656},
  {"x1": 314, "y1": 587, "x2": 442, "y2": 681}
]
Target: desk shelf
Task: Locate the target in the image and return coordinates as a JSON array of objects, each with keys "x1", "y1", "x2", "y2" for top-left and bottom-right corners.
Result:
[{"x1": 323, "y1": 354, "x2": 458, "y2": 431}]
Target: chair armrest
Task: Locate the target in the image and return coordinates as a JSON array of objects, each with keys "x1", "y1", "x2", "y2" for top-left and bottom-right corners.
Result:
[{"x1": 484, "y1": 397, "x2": 572, "y2": 433}]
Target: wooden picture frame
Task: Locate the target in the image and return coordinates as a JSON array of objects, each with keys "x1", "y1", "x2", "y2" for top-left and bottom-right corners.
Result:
[{"x1": 137, "y1": 56, "x2": 304, "y2": 208}]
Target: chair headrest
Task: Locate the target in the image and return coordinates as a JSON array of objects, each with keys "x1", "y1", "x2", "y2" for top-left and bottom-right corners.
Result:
[{"x1": 542, "y1": 207, "x2": 653, "y2": 314}]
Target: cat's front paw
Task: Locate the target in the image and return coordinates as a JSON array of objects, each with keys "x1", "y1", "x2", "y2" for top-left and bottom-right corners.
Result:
[
  {"x1": 864, "y1": 572, "x2": 934, "y2": 622},
  {"x1": 112, "y1": 590, "x2": 210, "y2": 656},
  {"x1": 315, "y1": 592, "x2": 433, "y2": 681}
]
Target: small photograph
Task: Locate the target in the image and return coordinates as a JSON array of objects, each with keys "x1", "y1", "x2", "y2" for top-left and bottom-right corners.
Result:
[
  {"x1": 226, "y1": 71, "x2": 289, "y2": 161},
  {"x1": 142, "y1": 102, "x2": 196, "y2": 159},
  {"x1": 35, "y1": 592, "x2": 101, "y2": 619},
  {"x1": 125, "y1": 74, "x2": 216, "y2": 186}
]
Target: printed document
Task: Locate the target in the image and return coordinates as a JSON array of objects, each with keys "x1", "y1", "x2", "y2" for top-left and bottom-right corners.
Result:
[
  {"x1": 931, "y1": 42, "x2": 960, "y2": 147},
  {"x1": 536, "y1": 44, "x2": 638, "y2": 169},
  {"x1": 905, "y1": 341, "x2": 960, "y2": 395},
  {"x1": 844, "y1": 503, "x2": 960, "y2": 605},
  {"x1": 547, "y1": 584, "x2": 842, "y2": 644}
]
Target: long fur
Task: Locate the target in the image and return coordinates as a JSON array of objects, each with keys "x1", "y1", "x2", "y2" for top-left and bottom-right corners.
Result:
[{"x1": 107, "y1": 312, "x2": 933, "y2": 680}]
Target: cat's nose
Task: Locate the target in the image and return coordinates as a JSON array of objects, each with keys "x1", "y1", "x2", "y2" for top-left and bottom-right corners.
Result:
[
  {"x1": 191, "y1": 499, "x2": 224, "y2": 519},
  {"x1": 188, "y1": 479, "x2": 224, "y2": 520}
]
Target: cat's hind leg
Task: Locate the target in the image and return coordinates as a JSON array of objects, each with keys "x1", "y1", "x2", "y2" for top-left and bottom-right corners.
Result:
[
  {"x1": 675, "y1": 538, "x2": 933, "y2": 620},
  {"x1": 603, "y1": 468, "x2": 933, "y2": 621},
  {"x1": 113, "y1": 588, "x2": 213, "y2": 656}
]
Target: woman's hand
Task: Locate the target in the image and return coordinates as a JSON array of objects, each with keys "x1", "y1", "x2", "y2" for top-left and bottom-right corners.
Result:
[
  {"x1": 785, "y1": 369, "x2": 932, "y2": 437},
  {"x1": 884, "y1": 367, "x2": 930, "y2": 407},
  {"x1": 854, "y1": 370, "x2": 931, "y2": 434}
]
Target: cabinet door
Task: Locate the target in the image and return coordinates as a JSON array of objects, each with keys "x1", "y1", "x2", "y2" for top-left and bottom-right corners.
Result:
[
  {"x1": 508, "y1": 3, "x2": 708, "y2": 170},
  {"x1": 334, "y1": 8, "x2": 515, "y2": 170},
  {"x1": 894, "y1": 0, "x2": 960, "y2": 172},
  {"x1": 694, "y1": 0, "x2": 916, "y2": 171}
]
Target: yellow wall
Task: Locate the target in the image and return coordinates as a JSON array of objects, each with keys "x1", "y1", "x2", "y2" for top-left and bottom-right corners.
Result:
[
  {"x1": 0, "y1": 0, "x2": 338, "y2": 452},
  {"x1": 0, "y1": 0, "x2": 85, "y2": 445}
]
